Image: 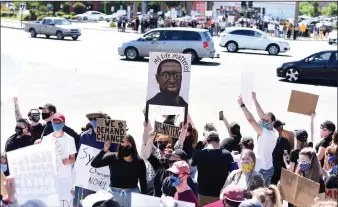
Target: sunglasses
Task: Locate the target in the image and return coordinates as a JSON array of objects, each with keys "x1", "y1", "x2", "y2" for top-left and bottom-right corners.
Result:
[
  {"x1": 89, "y1": 118, "x2": 97, "y2": 121},
  {"x1": 320, "y1": 126, "x2": 328, "y2": 131}
]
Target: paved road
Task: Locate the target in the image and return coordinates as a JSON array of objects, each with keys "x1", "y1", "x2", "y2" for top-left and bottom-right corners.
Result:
[{"x1": 1, "y1": 27, "x2": 337, "y2": 151}]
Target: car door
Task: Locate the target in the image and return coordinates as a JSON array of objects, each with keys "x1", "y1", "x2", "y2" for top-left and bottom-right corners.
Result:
[
  {"x1": 250, "y1": 30, "x2": 267, "y2": 50},
  {"x1": 43, "y1": 19, "x2": 55, "y2": 35},
  {"x1": 160, "y1": 30, "x2": 183, "y2": 53},
  {"x1": 326, "y1": 52, "x2": 338, "y2": 80},
  {"x1": 137, "y1": 31, "x2": 162, "y2": 57},
  {"x1": 300, "y1": 52, "x2": 331, "y2": 78},
  {"x1": 229, "y1": 30, "x2": 250, "y2": 49}
]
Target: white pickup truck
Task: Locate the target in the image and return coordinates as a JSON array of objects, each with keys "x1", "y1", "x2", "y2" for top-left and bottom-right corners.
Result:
[{"x1": 25, "y1": 17, "x2": 81, "y2": 40}]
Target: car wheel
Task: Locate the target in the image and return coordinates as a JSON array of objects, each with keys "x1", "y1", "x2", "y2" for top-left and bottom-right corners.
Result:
[
  {"x1": 267, "y1": 44, "x2": 280, "y2": 55},
  {"x1": 72, "y1": 36, "x2": 78, "y2": 40},
  {"x1": 183, "y1": 49, "x2": 198, "y2": 63},
  {"x1": 226, "y1": 41, "x2": 238, "y2": 52},
  {"x1": 83, "y1": 17, "x2": 88, "y2": 21},
  {"x1": 30, "y1": 29, "x2": 37, "y2": 37},
  {"x1": 124, "y1": 47, "x2": 139, "y2": 60},
  {"x1": 45, "y1": 35, "x2": 50, "y2": 38},
  {"x1": 285, "y1": 68, "x2": 300, "y2": 82},
  {"x1": 329, "y1": 42, "x2": 333, "y2": 45},
  {"x1": 99, "y1": 17, "x2": 104, "y2": 21},
  {"x1": 56, "y1": 31, "x2": 64, "y2": 40}
]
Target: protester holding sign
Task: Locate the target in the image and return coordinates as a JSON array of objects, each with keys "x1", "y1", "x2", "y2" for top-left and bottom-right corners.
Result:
[
  {"x1": 316, "y1": 120, "x2": 336, "y2": 167},
  {"x1": 238, "y1": 93, "x2": 278, "y2": 187},
  {"x1": 91, "y1": 135, "x2": 147, "y2": 207},
  {"x1": 220, "y1": 149, "x2": 264, "y2": 199},
  {"x1": 5, "y1": 118, "x2": 34, "y2": 153}
]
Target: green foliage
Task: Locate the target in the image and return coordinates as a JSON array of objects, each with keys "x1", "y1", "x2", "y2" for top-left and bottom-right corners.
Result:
[
  {"x1": 321, "y1": 3, "x2": 338, "y2": 16},
  {"x1": 62, "y1": 2, "x2": 71, "y2": 13},
  {"x1": 0, "y1": 5, "x2": 9, "y2": 11},
  {"x1": 73, "y1": 2, "x2": 86, "y2": 14},
  {"x1": 55, "y1": 11, "x2": 65, "y2": 17},
  {"x1": 0, "y1": 11, "x2": 16, "y2": 17},
  {"x1": 70, "y1": 12, "x2": 76, "y2": 16},
  {"x1": 23, "y1": 13, "x2": 37, "y2": 21},
  {"x1": 312, "y1": 1, "x2": 320, "y2": 17},
  {"x1": 37, "y1": 15, "x2": 46, "y2": 21},
  {"x1": 299, "y1": 2, "x2": 314, "y2": 16},
  {"x1": 13, "y1": 2, "x2": 21, "y2": 11},
  {"x1": 62, "y1": 14, "x2": 74, "y2": 19},
  {"x1": 39, "y1": 5, "x2": 49, "y2": 13}
]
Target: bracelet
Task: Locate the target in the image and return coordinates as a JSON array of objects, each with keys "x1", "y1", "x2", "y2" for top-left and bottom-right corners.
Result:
[{"x1": 240, "y1": 104, "x2": 246, "y2": 108}]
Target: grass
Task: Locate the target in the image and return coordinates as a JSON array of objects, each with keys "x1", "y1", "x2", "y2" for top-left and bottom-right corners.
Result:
[{"x1": 1, "y1": 16, "x2": 21, "y2": 20}]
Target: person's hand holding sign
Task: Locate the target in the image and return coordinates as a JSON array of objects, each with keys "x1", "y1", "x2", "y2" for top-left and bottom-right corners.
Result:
[
  {"x1": 104, "y1": 141, "x2": 111, "y2": 153},
  {"x1": 237, "y1": 96, "x2": 244, "y2": 105}
]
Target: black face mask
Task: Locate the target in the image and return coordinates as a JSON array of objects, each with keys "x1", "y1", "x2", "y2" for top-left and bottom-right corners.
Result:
[
  {"x1": 41, "y1": 112, "x2": 51, "y2": 120},
  {"x1": 120, "y1": 146, "x2": 133, "y2": 157},
  {"x1": 158, "y1": 142, "x2": 168, "y2": 151},
  {"x1": 30, "y1": 115, "x2": 40, "y2": 123},
  {"x1": 15, "y1": 126, "x2": 23, "y2": 135}
]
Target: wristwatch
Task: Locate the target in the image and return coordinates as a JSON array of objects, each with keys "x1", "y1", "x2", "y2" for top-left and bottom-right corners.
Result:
[{"x1": 240, "y1": 104, "x2": 246, "y2": 108}]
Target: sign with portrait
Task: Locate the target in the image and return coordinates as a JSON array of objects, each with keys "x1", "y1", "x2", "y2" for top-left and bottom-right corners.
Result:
[
  {"x1": 154, "y1": 121, "x2": 181, "y2": 139},
  {"x1": 96, "y1": 118, "x2": 126, "y2": 143},
  {"x1": 6, "y1": 144, "x2": 59, "y2": 207},
  {"x1": 73, "y1": 144, "x2": 110, "y2": 192},
  {"x1": 145, "y1": 52, "x2": 191, "y2": 124}
]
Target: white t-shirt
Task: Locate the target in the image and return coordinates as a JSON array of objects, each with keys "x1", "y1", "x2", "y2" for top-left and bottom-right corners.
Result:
[
  {"x1": 256, "y1": 128, "x2": 278, "y2": 170},
  {"x1": 233, "y1": 154, "x2": 261, "y2": 172}
]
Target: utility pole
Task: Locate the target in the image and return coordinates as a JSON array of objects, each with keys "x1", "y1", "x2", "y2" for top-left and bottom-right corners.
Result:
[
  {"x1": 133, "y1": 2, "x2": 138, "y2": 18},
  {"x1": 294, "y1": 1, "x2": 300, "y2": 25}
]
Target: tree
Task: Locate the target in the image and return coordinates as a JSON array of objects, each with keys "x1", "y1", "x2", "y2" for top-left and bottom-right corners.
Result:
[
  {"x1": 13, "y1": 2, "x2": 21, "y2": 11},
  {"x1": 299, "y1": 2, "x2": 314, "y2": 16},
  {"x1": 312, "y1": 1, "x2": 320, "y2": 17},
  {"x1": 73, "y1": 2, "x2": 86, "y2": 14},
  {"x1": 327, "y1": 3, "x2": 337, "y2": 16}
]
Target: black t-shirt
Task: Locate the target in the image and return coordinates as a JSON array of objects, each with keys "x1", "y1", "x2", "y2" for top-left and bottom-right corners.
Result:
[
  {"x1": 31, "y1": 123, "x2": 44, "y2": 141},
  {"x1": 290, "y1": 149, "x2": 300, "y2": 171},
  {"x1": 191, "y1": 148, "x2": 233, "y2": 197},
  {"x1": 5, "y1": 134, "x2": 34, "y2": 152},
  {"x1": 272, "y1": 136, "x2": 290, "y2": 169},
  {"x1": 148, "y1": 154, "x2": 171, "y2": 197},
  {"x1": 220, "y1": 135, "x2": 241, "y2": 153},
  {"x1": 162, "y1": 175, "x2": 198, "y2": 197},
  {"x1": 91, "y1": 150, "x2": 147, "y2": 194},
  {"x1": 315, "y1": 137, "x2": 332, "y2": 167}
]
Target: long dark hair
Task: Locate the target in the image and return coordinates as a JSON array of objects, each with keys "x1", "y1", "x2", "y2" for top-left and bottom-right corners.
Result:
[{"x1": 117, "y1": 134, "x2": 140, "y2": 160}]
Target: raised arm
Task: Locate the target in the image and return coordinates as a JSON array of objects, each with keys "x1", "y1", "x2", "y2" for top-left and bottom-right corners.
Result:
[
  {"x1": 252, "y1": 92, "x2": 265, "y2": 120},
  {"x1": 221, "y1": 114, "x2": 232, "y2": 137},
  {"x1": 142, "y1": 131, "x2": 156, "y2": 160},
  {"x1": 310, "y1": 112, "x2": 316, "y2": 143},
  {"x1": 13, "y1": 97, "x2": 23, "y2": 121},
  {"x1": 187, "y1": 113, "x2": 195, "y2": 128},
  {"x1": 174, "y1": 123, "x2": 188, "y2": 150},
  {"x1": 91, "y1": 142, "x2": 116, "y2": 168},
  {"x1": 238, "y1": 96, "x2": 263, "y2": 136}
]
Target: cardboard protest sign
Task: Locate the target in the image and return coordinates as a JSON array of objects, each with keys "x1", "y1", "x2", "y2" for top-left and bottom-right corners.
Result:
[
  {"x1": 73, "y1": 144, "x2": 110, "y2": 192},
  {"x1": 287, "y1": 90, "x2": 319, "y2": 116},
  {"x1": 0, "y1": 170, "x2": 8, "y2": 198},
  {"x1": 280, "y1": 168, "x2": 319, "y2": 206},
  {"x1": 154, "y1": 121, "x2": 181, "y2": 139},
  {"x1": 326, "y1": 189, "x2": 338, "y2": 201},
  {"x1": 240, "y1": 72, "x2": 254, "y2": 109},
  {"x1": 146, "y1": 52, "x2": 191, "y2": 124},
  {"x1": 96, "y1": 118, "x2": 126, "y2": 143},
  {"x1": 6, "y1": 144, "x2": 59, "y2": 207},
  {"x1": 131, "y1": 192, "x2": 195, "y2": 207}
]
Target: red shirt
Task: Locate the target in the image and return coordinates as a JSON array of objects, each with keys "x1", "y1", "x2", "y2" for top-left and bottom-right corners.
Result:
[{"x1": 174, "y1": 189, "x2": 198, "y2": 207}]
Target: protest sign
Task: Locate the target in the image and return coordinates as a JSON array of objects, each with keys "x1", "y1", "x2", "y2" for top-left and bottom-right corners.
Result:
[
  {"x1": 6, "y1": 144, "x2": 59, "y2": 207},
  {"x1": 240, "y1": 72, "x2": 254, "y2": 109},
  {"x1": 131, "y1": 193, "x2": 195, "y2": 207},
  {"x1": 287, "y1": 90, "x2": 319, "y2": 116},
  {"x1": 146, "y1": 52, "x2": 191, "y2": 124},
  {"x1": 154, "y1": 121, "x2": 181, "y2": 138},
  {"x1": 1, "y1": 170, "x2": 8, "y2": 198},
  {"x1": 96, "y1": 118, "x2": 126, "y2": 143},
  {"x1": 268, "y1": 23, "x2": 274, "y2": 31},
  {"x1": 228, "y1": 15, "x2": 235, "y2": 23},
  {"x1": 73, "y1": 144, "x2": 110, "y2": 192},
  {"x1": 326, "y1": 189, "x2": 338, "y2": 201},
  {"x1": 280, "y1": 168, "x2": 319, "y2": 206}
]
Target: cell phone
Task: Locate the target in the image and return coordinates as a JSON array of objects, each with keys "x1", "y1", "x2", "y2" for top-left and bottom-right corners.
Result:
[
  {"x1": 283, "y1": 150, "x2": 288, "y2": 156},
  {"x1": 219, "y1": 111, "x2": 224, "y2": 120}
]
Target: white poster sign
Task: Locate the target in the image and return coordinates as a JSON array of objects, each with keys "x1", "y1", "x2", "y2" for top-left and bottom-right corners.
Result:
[
  {"x1": 228, "y1": 15, "x2": 235, "y2": 23},
  {"x1": 206, "y1": 10, "x2": 213, "y2": 17},
  {"x1": 7, "y1": 144, "x2": 59, "y2": 207},
  {"x1": 268, "y1": 23, "x2": 275, "y2": 31},
  {"x1": 73, "y1": 144, "x2": 110, "y2": 192},
  {"x1": 131, "y1": 193, "x2": 195, "y2": 207},
  {"x1": 170, "y1": 10, "x2": 177, "y2": 19},
  {"x1": 240, "y1": 72, "x2": 254, "y2": 109}
]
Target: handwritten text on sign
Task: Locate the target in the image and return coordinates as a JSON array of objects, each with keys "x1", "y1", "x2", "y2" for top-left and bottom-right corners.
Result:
[
  {"x1": 73, "y1": 144, "x2": 110, "y2": 192},
  {"x1": 154, "y1": 121, "x2": 180, "y2": 139},
  {"x1": 6, "y1": 144, "x2": 59, "y2": 207},
  {"x1": 153, "y1": 53, "x2": 190, "y2": 72},
  {"x1": 96, "y1": 118, "x2": 126, "y2": 143}
]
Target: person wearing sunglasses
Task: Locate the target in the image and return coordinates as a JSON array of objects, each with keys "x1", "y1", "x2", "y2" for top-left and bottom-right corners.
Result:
[
  {"x1": 5, "y1": 118, "x2": 34, "y2": 153},
  {"x1": 316, "y1": 120, "x2": 336, "y2": 168}
]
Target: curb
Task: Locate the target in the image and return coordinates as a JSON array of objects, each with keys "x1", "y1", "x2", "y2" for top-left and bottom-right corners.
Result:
[{"x1": 1, "y1": 25, "x2": 24, "y2": 30}]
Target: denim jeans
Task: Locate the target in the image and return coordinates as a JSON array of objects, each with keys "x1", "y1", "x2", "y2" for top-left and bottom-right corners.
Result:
[
  {"x1": 108, "y1": 187, "x2": 140, "y2": 207},
  {"x1": 73, "y1": 187, "x2": 96, "y2": 207},
  {"x1": 259, "y1": 166, "x2": 274, "y2": 187}
]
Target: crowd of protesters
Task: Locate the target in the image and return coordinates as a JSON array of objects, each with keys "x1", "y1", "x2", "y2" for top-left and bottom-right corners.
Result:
[{"x1": 0, "y1": 92, "x2": 337, "y2": 207}]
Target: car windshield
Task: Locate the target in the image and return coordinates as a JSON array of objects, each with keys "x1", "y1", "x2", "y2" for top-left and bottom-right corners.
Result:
[{"x1": 54, "y1": 19, "x2": 71, "y2": 25}]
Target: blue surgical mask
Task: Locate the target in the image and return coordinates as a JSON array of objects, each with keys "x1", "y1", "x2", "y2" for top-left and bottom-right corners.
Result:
[
  {"x1": 328, "y1": 154, "x2": 336, "y2": 164},
  {"x1": 90, "y1": 120, "x2": 97, "y2": 128},
  {"x1": 1, "y1": 164, "x2": 8, "y2": 172},
  {"x1": 169, "y1": 176, "x2": 182, "y2": 187},
  {"x1": 299, "y1": 163, "x2": 311, "y2": 171},
  {"x1": 52, "y1": 123, "x2": 65, "y2": 132}
]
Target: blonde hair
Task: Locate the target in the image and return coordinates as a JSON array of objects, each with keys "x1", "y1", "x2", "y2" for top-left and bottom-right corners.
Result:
[
  {"x1": 296, "y1": 148, "x2": 321, "y2": 182},
  {"x1": 295, "y1": 139, "x2": 307, "y2": 150},
  {"x1": 240, "y1": 149, "x2": 256, "y2": 172},
  {"x1": 251, "y1": 185, "x2": 281, "y2": 207}
]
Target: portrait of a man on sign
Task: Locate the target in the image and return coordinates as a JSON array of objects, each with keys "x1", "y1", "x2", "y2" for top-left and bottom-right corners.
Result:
[{"x1": 146, "y1": 52, "x2": 191, "y2": 107}]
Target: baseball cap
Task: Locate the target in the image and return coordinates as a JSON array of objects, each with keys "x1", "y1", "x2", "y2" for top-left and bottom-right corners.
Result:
[
  {"x1": 167, "y1": 161, "x2": 190, "y2": 175},
  {"x1": 295, "y1": 129, "x2": 308, "y2": 142},
  {"x1": 169, "y1": 149, "x2": 188, "y2": 161},
  {"x1": 52, "y1": 113, "x2": 66, "y2": 122},
  {"x1": 222, "y1": 185, "x2": 246, "y2": 202},
  {"x1": 239, "y1": 137, "x2": 254, "y2": 145},
  {"x1": 273, "y1": 120, "x2": 285, "y2": 129},
  {"x1": 39, "y1": 103, "x2": 56, "y2": 113},
  {"x1": 321, "y1": 120, "x2": 336, "y2": 132},
  {"x1": 81, "y1": 190, "x2": 113, "y2": 207},
  {"x1": 86, "y1": 111, "x2": 109, "y2": 120},
  {"x1": 239, "y1": 199, "x2": 263, "y2": 207}
]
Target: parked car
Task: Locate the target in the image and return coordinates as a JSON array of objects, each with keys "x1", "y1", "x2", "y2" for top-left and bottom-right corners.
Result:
[
  {"x1": 219, "y1": 28, "x2": 290, "y2": 55},
  {"x1": 118, "y1": 28, "x2": 220, "y2": 63},
  {"x1": 24, "y1": 17, "x2": 81, "y2": 40},
  {"x1": 276, "y1": 50, "x2": 337, "y2": 82},
  {"x1": 328, "y1": 31, "x2": 337, "y2": 45},
  {"x1": 75, "y1": 11, "x2": 106, "y2": 21}
]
